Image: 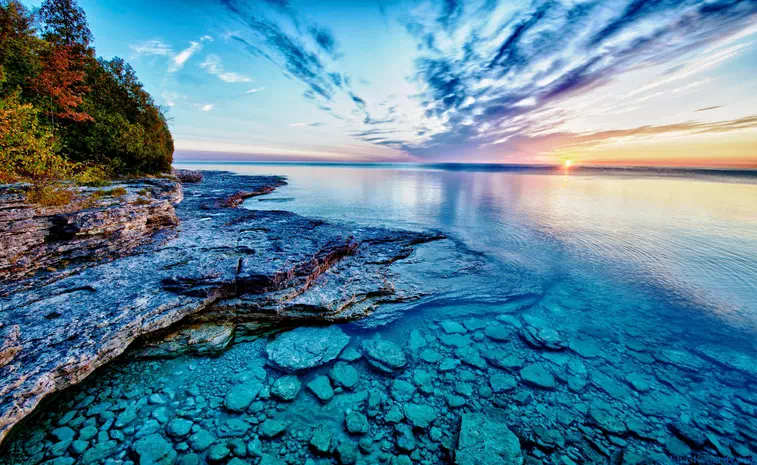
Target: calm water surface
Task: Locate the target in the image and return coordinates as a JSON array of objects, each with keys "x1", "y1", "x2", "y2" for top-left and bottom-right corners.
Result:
[
  {"x1": 4, "y1": 162, "x2": 756, "y2": 464},
  {"x1": 179, "y1": 162, "x2": 757, "y2": 334}
]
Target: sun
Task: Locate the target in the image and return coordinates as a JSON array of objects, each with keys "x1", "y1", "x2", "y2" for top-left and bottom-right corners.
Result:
[{"x1": 564, "y1": 159, "x2": 573, "y2": 168}]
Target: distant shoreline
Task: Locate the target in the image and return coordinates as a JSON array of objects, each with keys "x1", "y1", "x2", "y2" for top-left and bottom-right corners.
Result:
[{"x1": 173, "y1": 160, "x2": 757, "y2": 180}]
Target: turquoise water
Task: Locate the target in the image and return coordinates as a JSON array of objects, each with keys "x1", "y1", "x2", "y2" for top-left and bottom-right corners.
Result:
[{"x1": 3, "y1": 163, "x2": 757, "y2": 464}]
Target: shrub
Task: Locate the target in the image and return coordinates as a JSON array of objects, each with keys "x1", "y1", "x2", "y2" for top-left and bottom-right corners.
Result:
[
  {"x1": 0, "y1": 91, "x2": 74, "y2": 185},
  {"x1": 74, "y1": 164, "x2": 111, "y2": 187},
  {"x1": 107, "y1": 186, "x2": 126, "y2": 197},
  {"x1": 26, "y1": 184, "x2": 74, "y2": 206}
]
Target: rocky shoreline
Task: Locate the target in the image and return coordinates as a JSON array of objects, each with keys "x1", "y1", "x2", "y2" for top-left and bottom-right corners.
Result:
[{"x1": 0, "y1": 171, "x2": 447, "y2": 445}]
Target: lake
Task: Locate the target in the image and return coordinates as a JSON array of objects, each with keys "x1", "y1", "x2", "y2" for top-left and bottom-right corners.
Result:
[{"x1": 3, "y1": 162, "x2": 756, "y2": 464}]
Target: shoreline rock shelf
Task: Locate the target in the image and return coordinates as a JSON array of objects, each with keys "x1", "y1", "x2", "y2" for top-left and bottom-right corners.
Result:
[{"x1": 0, "y1": 171, "x2": 446, "y2": 445}]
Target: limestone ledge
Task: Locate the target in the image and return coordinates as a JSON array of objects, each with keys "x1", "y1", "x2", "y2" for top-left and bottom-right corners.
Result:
[{"x1": 0, "y1": 170, "x2": 446, "y2": 445}]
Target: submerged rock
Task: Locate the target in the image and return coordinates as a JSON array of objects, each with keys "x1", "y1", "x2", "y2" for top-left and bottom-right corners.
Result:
[
  {"x1": 520, "y1": 363, "x2": 556, "y2": 389},
  {"x1": 224, "y1": 382, "x2": 263, "y2": 412},
  {"x1": 361, "y1": 339, "x2": 408, "y2": 374},
  {"x1": 403, "y1": 403, "x2": 437, "y2": 429},
  {"x1": 131, "y1": 434, "x2": 177, "y2": 465},
  {"x1": 271, "y1": 375, "x2": 301, "y2": 402},
  {"x1": 329, "y1": 362, "x2": 360, "y2": 389},
  {"x1": 307, "y1": 376, "x2": 335, "y2": 402},
  {"x1": 310, "y1": 426, "x2": 332, "y2": 454},
  {"x1": 454, "y1": 413, "x2": 522, "y2": 465},
  {"x1": 265, "y1": 326, "x2": 350, "y2": 373}
]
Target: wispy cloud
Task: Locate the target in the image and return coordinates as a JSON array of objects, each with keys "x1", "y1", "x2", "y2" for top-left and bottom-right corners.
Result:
[
  {"x1": 169, "y1": 41, "x2": 203, "y2": 73},
  {"x1": 246, "y1": 87, "x2": 265, "y2": 94},
  {"x1": 130, "y1": 39, "x2": 173, "y2": 56},
  {"x1": 289, "y1": 122, "x2": 325, "y2": 127},
  {"x1": 193, "y1": 103, "x2": 214, "y2": 112},
  {"x1": 200, "y1": 54, "x2": 253, "y2": 83}
]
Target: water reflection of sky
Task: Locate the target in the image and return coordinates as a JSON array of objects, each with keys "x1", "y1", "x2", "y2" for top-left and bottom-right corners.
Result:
[{"x1": 177, "y1": 163, "x2": 757, "y2": 329}]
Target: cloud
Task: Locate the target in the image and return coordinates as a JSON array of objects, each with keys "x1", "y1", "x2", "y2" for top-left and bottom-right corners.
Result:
[
  {"x1": 396, "y1": 0, "x2": 757, "y2": 160},
  {"x1": 193, "y1": 103, "x2": 214, "y2": 112},
  {"x1": 200, "y1": 54, "x2": 253, "y2": 83},
  {"x1": 220, "y1": 0, "x2": 345, "y2": 103},
  {"x1": 169, "y1": 41, "x2": 203, "y2": 72},
  {"x1": 130, "y1": 39, "x2": 173, "y2": 56},
  {"x1": 246, "y1": 87, "x2": 265, "y2": 94},
  {"x1": 695, "y1": 105, "x2": 724, "y2": 112},
  {"x1": 289, "y1": 122, "x2": 325, "y2": 127}
]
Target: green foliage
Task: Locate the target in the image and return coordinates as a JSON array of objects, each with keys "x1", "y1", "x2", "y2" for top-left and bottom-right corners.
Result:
[
  {"x1": 0, "y1": 90, "x2": 74, "y2": 184},
  {"x1": 63, "y1": 57, "x2": 173, "y2": 174},
  {"x1": 0, "y1": 0, "x2": 173, "y2": 186}
]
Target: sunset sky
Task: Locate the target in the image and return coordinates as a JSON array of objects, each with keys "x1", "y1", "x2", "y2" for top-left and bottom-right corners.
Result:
[{"x1": 24, "y1": 0, "x2": 757, "y2": 166}]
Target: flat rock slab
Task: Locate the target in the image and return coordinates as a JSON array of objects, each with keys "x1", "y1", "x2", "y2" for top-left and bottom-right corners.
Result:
[
  {"x1": 265, "y1": 326, "x2": 350, "y2": 372},
  {"x1": 455, "y1": 413, "x2": 522, "y2": 465},
  {"x1": 0, "y1": 171, "x2": 447, "y2": 445}
]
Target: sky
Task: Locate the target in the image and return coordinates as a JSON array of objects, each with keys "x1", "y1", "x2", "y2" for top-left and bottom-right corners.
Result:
[{"x1": 24, "y1": 0, "x2": 757, "y2": 166}]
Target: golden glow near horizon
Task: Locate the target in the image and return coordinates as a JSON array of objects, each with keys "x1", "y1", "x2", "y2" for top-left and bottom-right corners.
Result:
[{"x1": 564, "y1": 160, "x2": 573, "y2": 168}]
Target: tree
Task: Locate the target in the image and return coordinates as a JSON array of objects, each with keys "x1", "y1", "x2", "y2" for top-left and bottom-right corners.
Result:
[
  {"x1": 33, "y1": 43, "x2": 92, "y2": 123},
  {"x1": 64, "y1": 57, "x2": 173, "y2": 173},
  {"x1": 0, "y1": 0, "x2": 43, "y2": 98},
  {"x1": 34, "y1": 0, "x2": 93, "y2": 124},
  {"x1": 38, "y1": 0, "x2": 92, "y2": 53},
  {"x1": 0, "y1": 90, "x2": 72, "y2": 185}
]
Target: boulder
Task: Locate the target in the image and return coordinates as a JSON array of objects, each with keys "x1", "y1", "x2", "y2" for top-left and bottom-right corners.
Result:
[
  {"x1": 520, "y1": 363, "x2": 556, "y2": 389},
  {"x1": 131, "y1": 434, "x2": 177, "y2": 465},
  {"x1": 265, "y1": 326, "x2": 350, "y2": 373},
  {"x1": 361, "y1": 339, "x2": 407, "y2": 374},
  {"x1": 307, "y1": 376, "x2": 335, "y2": 402},
  {"x1": 455, "y1": 414, "x2": 522, "y2": 465},
  {"x1": 224, "y1": 382, "x2": 263, "y2": 412},
  {"x1": 271, "y1": 375, "x2": 301, "y2": 402}
]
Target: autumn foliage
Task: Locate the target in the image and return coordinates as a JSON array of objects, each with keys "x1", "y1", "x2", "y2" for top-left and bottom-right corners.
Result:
[{"x1": 0, "y1": 0, "x2": 173, "y2": 192}]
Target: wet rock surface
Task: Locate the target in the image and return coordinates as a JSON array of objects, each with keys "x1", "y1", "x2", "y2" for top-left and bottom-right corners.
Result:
[{"x1": 0, "y1": 171, "x2": 448, "y2": 444}]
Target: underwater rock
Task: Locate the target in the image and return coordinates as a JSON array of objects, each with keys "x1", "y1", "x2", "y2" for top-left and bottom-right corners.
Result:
[
  {"x1": 588, "y1": 400, "x2": 627, "y2": 435},
  {"x1": 307, "y1": 376, "x2": 335, "y2": 403},
  {"x1": 403, "y1": 404, "x2": 436, "y2": 429},
  {"x1": 265, "y1": 326, "x2": 350, "y2": 373},
  {"x1": 440, "y1": 321, "x2": 467, "y2": 334},
  {"x1": 695, "y1": 344, "x2": 757, "y2": 380},
  {"x1": 224, "y1": 382, "x2": 263, "y2": 412},
  {"x1": 166, "y1": 419, "x2": 193, "y2": 439},
  {"x1": 361, "y1": 339, "x2": 408, "y2": 374},
  {"x1": 484, "y1": 325, "x2": 511, "y2": 342},
  {"x1": 329, "y1": 362, "x2": 360, "y2": 390},
  {"x1": 520, "y1": 320, "x2": 567, "y2": 351},
  {"x1": 310, "y1": 426, "x2": 332, "y2": 454},
  {"x1": 390, "y1": 380, "x2": 416, "y2": 402},
  {"x1": 345, "y1": 411, "x2": 369, "y2": 434},
  {"x1": 131, "y1": 434, "x2": 177, "y2": 465},
  {"x1": 259, "y1": 419, "x2": 286, "y2": 438},
  {"x1": 489, "y1": 373, "x2": 517, "y2": 393},
  {"x1": 482, "y1": 349, "x2": 524, "y2": 371},
  {"x1": 271, "y1": 375, "x2": 301, "y2": 402},
  {"x1": 520, "y1": 363, "x2": 556, "y2": 389},
  {"x1": 131, "y1": 323, "x2": 235, "y2": 359},
  {"x1": 336, "y1": 442, "x2": 359, "y2": 464},
  {"x1": 454, "y1": 413, "x2": 522, "y2": 465},
  {"x1": 188, "y1": 429, "x2": 215, "y2": 452}
]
